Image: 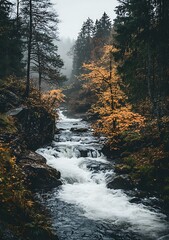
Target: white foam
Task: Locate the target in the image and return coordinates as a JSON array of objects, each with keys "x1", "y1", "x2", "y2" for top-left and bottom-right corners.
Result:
[
  {"x1": 58, "y1": 183, "x2": 166, "y2": 236},
  {"x1": 37, "y1": 109, "x2": 168, "y2": 238}
]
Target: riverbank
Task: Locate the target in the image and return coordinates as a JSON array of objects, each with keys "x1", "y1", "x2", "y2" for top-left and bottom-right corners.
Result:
[
  {"x1": 101, "y1": 123, "x2": 169, "y2": 214},
  {"x1": 0, "y1": 78, "x2": 61, "y2": 240},
  {"x1": 36, "y1": 109, "x2": 169, "y2": 240},
  {"x1": 65, "y1": 104, "x2": 169, "y2": 215}
]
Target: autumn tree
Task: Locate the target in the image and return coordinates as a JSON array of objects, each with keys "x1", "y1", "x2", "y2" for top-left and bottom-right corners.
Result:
[
  {"x1": 81, "y1": 45, "x2": 145, "y2": 146},
  {"x1": 68, "y1": 13, "x2": 113, "y2": 113}
]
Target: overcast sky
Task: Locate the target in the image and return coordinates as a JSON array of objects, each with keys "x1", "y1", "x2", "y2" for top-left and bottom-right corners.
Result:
[{"x1": 52, "y1": 0, "x2": 118, "y2": 39}]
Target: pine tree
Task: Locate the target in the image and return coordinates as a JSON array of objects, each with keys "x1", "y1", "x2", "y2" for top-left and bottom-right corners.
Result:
[
  {"x1": 0, "y1": 0, "x2": 24, "y2": 79},
  {"x1": 31, "y1": 33, "x2": 63, "y2": 90},
  {"x1": 94, "y1": 12, "x2": 112, "y2": 40},
  {"x1": 72, "y1": 18, "x2": 94, "y2": 78},
  {"x1": 92, "y1": 12, "x2": 112, "y2": 59},
  {"x1": 21, "y1": 0, "x2": 63, "y2": 93},
  {"x1": 114, "y1": 0, "x2": 155, "y2": 101},
  {"x1": 114, "y1": 0, "x2": 169, "y2": 130}
]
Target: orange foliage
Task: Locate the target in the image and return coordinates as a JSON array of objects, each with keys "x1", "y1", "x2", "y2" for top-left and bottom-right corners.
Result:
[
  {"x1": 42, "y1": 89, "x2": 65, "y2": 115},
  {"x1": 0, "y1": 143, "x2": 27, "y2": 206},
  {"x1": 81, "y1": 45, "x2": 145, "y2": 146}
]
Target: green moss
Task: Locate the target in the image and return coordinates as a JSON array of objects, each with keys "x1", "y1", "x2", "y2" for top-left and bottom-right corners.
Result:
[
  {"x1": 122, "y1": 130, "x2": 142, "y2": 142},
  {"x1": 123, "y1": 157, "x2": 136, "y2": 168},
  {"x1": 137, "y1": 165, "x2": 154, "y2": 176},
  {"x1": 0, "y1": 114, "x2": 17, "y2": 134}
]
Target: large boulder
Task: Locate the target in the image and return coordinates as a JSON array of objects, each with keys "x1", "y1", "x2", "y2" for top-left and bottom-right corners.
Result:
[
  {"x1": 107, "y1": 175, "x2": 134, "y2": 191},
  {"x1": 18, "y1": 151, "x2": 61, "y2": 191},
  {"x1": 8, "y1": 106, "x2": 55, "y2": 150},
  {"x1": 0, "y1": 89, "x2": 20, "y2": 112}
]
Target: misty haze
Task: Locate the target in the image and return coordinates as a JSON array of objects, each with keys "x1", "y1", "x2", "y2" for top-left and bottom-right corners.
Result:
[
  {"x1": 1, "y1": 1, "x2": 169, "y2": 240},
  {"x1": 57, "y1": 38, "x2": 74, "y2": 78}
]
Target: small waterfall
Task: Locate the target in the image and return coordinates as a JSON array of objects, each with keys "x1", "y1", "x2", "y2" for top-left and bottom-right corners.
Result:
[{"x1": 37, "y1": 109, "x2": 169, "y2": 240}]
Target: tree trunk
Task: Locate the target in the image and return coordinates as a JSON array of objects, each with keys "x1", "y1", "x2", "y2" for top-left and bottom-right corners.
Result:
[
  {"x1": 109, "y1": 52, "x2": 114, "y2": 110},
  {"x1": 147, "y1": 43, "x2": 152, "y2": 99},
  {"x1": 25, "y1": 0, "x2": 32, "y2": 97},
  {"x1": 16, "y1": 0, "x2": 19, "y2": 25},
  {"x1": 39, "y1": 68, "x2": 42, "y2": 92}
]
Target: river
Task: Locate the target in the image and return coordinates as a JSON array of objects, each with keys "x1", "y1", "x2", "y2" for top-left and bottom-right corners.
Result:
[{"x1": 37, "y1": 109, "x2": 169, "y2": 240}]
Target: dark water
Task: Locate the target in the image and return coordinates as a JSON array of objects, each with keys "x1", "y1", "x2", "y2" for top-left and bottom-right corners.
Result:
[{"x1": 37, "y1": 110, "x2": 169, "y2": 240}]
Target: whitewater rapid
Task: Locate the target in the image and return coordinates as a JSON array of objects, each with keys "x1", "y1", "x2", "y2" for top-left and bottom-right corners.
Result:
[{"x1": 37, "y1": 109, "x2": 169, "y2": 240}]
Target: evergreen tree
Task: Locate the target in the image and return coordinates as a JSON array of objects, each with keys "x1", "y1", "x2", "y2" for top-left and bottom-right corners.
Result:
[
  {"x1": 94, "y1": 12, "x2": 112, "y2": 40},
  {"x1": 114, "y1": 0, "x2": 158, "y2": 99},
  {"x1": 114, "y1": 0, "x2": 169, "y2": 128},
  {"x1": 31, "y1": 33, "x2": 63, "y2": 90},
  {"x1": 72, "y1": 18, "x2": 94, "y2": 78},
  {"x1": 92, "y1": 12, "x2": 112, "y2": 59},
  {"x1": 72, "y1": 14, "x2": 112, "y2": 79},
  {"x1": 21, "y1": 0, "x2": 63, "y2": 93},
  {"x1": 0, "y1": 0, "x2": 24, "y2": 79}
]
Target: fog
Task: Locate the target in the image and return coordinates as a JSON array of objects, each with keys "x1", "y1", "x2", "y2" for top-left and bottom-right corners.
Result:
[
  {"x1": 57, "y1": 38, "x2": 75, "y2": 78},
  {"x1": 52, "y1": 0, "x2": 118, "y2": 39}
]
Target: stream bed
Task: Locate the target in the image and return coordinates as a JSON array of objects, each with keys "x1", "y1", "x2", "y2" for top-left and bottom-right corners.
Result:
[{"x1": 37, "y1": 109, "x2": 169, "y2": 240}]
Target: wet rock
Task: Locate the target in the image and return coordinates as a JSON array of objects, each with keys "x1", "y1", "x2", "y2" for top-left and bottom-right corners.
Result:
[
  {"x1": 9, "y1": 106, "x2": 55, "y2": 150},
  {"x1": 0, "y1": 89, "x2": 20, "y2": 112},
  {"x1": 129, "y1": 197, "x2": 141, "y2": 204},
  {"x1": 18, "y1": 151, "x2": 47, "y2": 164},
  {"x1": 79, "y1": 149, "x2": 88, "y2": 157},
  {"x1": 114, "y1": 164, "x2": 132, "y2": 174},
  {"x1": 86, "y1": 161, "x2": 113, "y2": 172},
  {"x1": 19, "y1": 152, "x2": 61, "y2": 191},
  {"x1": 7, "y1": 107, "x2": 25, "y2": 117},
  {"x1": 107, "y1": 175, "x2": 134, "y2": 191},
  {"x1": 55, "y1": 128, "x2": 64, "y2": 134},
  {"x1": 70, "y1": 127, "x2": 88, "y2": 133}
]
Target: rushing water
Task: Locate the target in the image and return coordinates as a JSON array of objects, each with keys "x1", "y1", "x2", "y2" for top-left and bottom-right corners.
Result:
[{"x1": 37, "y1": 109, "x2": 169, "y2": 240}]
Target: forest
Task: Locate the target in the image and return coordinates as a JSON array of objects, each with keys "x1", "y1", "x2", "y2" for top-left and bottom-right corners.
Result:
[{"x1": 0, "y1": 0, "x2": 169, "y2": 240}]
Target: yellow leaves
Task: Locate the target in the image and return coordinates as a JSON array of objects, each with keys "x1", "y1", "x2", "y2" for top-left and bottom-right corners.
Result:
[
  {"x1": 94, "y1": 105, "x2": 145, "y2": 138},
  {"x1": 162, "y1": 116, "x2": 169, "y2": 124},
  {"x1": 0, "y1": 143, "x2": 23, "y2": 200},
  {"x1": 41, "y1": 89, "x2": 65, "y2": 115},
  {"x1": 9, "y1": 157, "x2": 16, "y2": 167},
  {"x1": 26, "y1": 200, "x2": 34, "y2": 207},
  {"x1": 79, "y1": 44, "x2": 145, "y2": 147},
  {"x1": 42, "y1": 89, "x2": 65, "y2": 104}
]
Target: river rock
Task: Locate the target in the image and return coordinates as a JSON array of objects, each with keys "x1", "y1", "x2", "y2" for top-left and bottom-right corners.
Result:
[
  {"x1": 70, "y1": 127, "x2": 88, "y2": 133},
  {"x1": 9, "y1": 106, "x2": 55, "y2": 150},
  {"x1": 86, "y1": 161, "x2": 113, "y2": 172},
  {"x1": 19, "y1": 151, "x2": 61, "y2": 191},
  {"x1": 18, "y1": 151, "x2": 47, "y2": 164},
  {"x1": 0, "y1": 89, "x2": 20, "y2": 112},
  {"x1": 107, "y1": 175, "x2": 134, "y2": 191},
  {"x1": 114, "y1": 164, "x2": 132, "y2": 174}
]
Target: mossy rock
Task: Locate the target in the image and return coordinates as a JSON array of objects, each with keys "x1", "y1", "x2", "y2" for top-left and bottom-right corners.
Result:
[
  {"x1": 0, "y1": 114, "x2": 17, "y2": 134},
  {"x1": 0, "y1": 89, "x2": 20, "y2": 112},
  {"x1": 114, "y1": 164, "x2": 132, "y2": 174}
]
